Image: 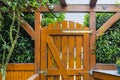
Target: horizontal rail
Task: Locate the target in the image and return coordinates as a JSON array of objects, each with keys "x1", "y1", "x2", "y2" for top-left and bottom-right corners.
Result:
[
  {"x1": 44, "y1": 69, "x2": 90, "y2": 75},
  {"x1": 42, "y1": 29, "x2": 91, "y2": 35},
  {"x1": 30, "y1": 4, "x2": 120, "y2": 12},
  {"x1": 62, "y1": 30, "x2": 92, "y2": 34},
  {"x1": 7, "y1": 63, "x2": 35, "y2": 70},
  {"x1": 27, "y1": 74, "x2": 39, "y2": 80}
]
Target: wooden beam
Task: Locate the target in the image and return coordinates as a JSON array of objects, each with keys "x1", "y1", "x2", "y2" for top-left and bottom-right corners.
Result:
[
  {"x1": 89, "y1": 11, "x2": 96, "y2": 80},
  {"x1": 47, "y1": 36, "x2": 71, "y2": 80},
  {"x1": 34, "y1": 12, "x2": 41, "y2": 73},
  {"x1": 96, "y1": 12, "x2": 120, "y2": 37},
  {"x1": 59, "y1": 0, "x2": 67, "y2": 7},
  {"x1": 21, "y1": 20, "x2": 35, "y2": 39},
  {"x1": 93, "y1": 70, "x2": 120, "y2": 80},
  {"x1": 89, "y1": 0, "x2": 97, "y2": 8},
  {"x1": 47, "y1": 70, "x2": 89, "y2": 75},
  {"x1": 32, "y1": 4, "x2": 120, "y2": 12},
  {"x1": 7, "y1": 63, "x2": 34, "y2": 70}
]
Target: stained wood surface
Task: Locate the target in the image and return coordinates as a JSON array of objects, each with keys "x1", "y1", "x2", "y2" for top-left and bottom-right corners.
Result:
[
  {"x1": 33, "y1": 4, "x2": 120, "y2": 12},
  {"x1": 0, "y1": 63, "x2": 117, "y2": 80},
  {"x1": 89, "y1": 0, "x2": 97, "y2": 8},
  {"x1": 93, "y1": 70, "x2": 120, "y2": 80},
  {"x1": 41, "y1": 21, "x2": 91, "y2": 80},
  {"x1": 0, "y1": 64, "x2": 39, "y2": 80},
  {"x1": 89, "y1": 12, "x2": 96, "y2": 80},
  {"x1": 21, "y1": 20, "x2": 35, "y2": 39},
  {"x1": 34, "y1": 12, "x2": 41, "y2": 74}
]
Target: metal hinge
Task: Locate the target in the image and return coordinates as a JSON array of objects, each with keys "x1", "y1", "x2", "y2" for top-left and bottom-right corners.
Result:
[
  {"x1": 39, "y1": 70, "x2": 47, "y2": 75},
  {"x1": 89, "y1": 67, "x2": 95, "y2": 75}
]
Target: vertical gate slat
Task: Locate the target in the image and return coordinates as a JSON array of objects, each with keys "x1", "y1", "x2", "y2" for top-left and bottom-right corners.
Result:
[
  {"x1": 76, "y1": 22, "x2": 83, "y2": 80},
  {"x1": 76, "y1": 36, "x2": 82, "y2": 80},
  {"x1": 76, "y1": 25, "x2": 82, "y2": 68},
  {"x1": 55, "y1": 22, "x2": 62, "y2": 80},
  {"x1": 41, "y1": 31, "x2": 47, "y2": 80},
  {"x1": 69, "y1": 36, "x2": 75, "y2": 80},
  {"x1": 62, "y1": 21, "x2": 68, "y2": 69},
  {"x1": 62, "y1": 36, "x2": 68, "y2": 69},
  {"x1": 69, "y1": 21, "x2": 75, "y2": 80},
  {"x1": 62, "y1": 21, "x2": 68, "y2": 29},
  {"x1": 54, "y1": 35, "x2": 62, "y2": 80},
  {"x1": 83, "y1": 34, "x2": 90, "y2": 80}
]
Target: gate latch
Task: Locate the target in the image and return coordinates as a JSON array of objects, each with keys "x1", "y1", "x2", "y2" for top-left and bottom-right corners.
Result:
[{"x1": 39, "y1": 70, "x2": 47, "y2": 75}]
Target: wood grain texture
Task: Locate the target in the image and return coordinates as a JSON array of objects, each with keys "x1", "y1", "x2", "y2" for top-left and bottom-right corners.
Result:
[
  {"x1": 33, "y1": 4, "x2": 120, "y2": 12},
  {"x1": 90, "y1": 12, "x2": 96, "y2": 80},
  {"x1": 34, "y1": 12, "x2": 41, "y2": 74},
  {"x1": 21, "y1": 20, "x2": 35, "y2": 39}
]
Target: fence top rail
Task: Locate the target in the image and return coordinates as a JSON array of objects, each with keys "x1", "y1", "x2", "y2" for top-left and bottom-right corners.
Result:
[{"x1": 7, "y1": 63, "x2": 35, "y2": 71}]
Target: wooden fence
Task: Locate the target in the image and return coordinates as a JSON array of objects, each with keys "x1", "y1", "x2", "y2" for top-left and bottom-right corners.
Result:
[
  {"x1": 0, "y1": 63, "x2": 116, "y2": 80},
  {"x1": 0, "y1": 63, "x2": 39, "y2": 80}
]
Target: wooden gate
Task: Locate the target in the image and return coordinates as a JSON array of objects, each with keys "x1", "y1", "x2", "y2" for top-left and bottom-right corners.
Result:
[{"x1": 41, "y1": 21, "x2": 91, "y2": 80}]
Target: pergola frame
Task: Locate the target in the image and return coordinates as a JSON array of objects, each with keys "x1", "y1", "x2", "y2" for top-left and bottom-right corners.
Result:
[
  {"x1": 26, "y1": 4, "x2": 120, "y2": 79},
  {"x1": 1, "y1": 0, "x2": 120, "y2": 80}
]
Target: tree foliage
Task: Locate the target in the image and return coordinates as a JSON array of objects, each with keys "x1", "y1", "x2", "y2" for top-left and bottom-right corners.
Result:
[
  {"x1": 0, "y1": 0, "x2": 65, "y2": 64},
  {"x1": 0, "y1": 0, "x2": 42, "y2": 79},
  {"x1": 0, "y1": 0, "x2": 65, "y2": 79},
  {"x1": 84, "y1": 13, "x2": 120, "y2": 63}
]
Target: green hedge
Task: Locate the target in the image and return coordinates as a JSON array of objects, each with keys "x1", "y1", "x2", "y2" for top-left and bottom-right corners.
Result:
[
  {"x1": 84, "y1": 13, "x2": 120, "y2": 63},
  {"x1": 2, "y1": 12, "x2": 119, "y2": 63},
  {"x1": 0, "y1": 12, "x2": 64, "y2": 63},
  {"x1": 0, "y1": 13, "x2": 34, "y2": 63}
]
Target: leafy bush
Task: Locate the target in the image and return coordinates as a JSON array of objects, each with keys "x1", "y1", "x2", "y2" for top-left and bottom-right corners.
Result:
[
  {"x1": 0, "y1": 13, "x2": 34, "y2": 63},
  {"x1": 84, "y1": 13, "x2": 120, "y2": 63},
  {"x1": 42, "y1": 13, "x2": 65, "y2": 26},
  {"x1": 0, "y1": 12, "x2": 65, "y2": 63}
]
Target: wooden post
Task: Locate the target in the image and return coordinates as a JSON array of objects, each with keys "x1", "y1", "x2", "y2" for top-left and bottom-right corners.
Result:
[
  {"x1": 34, "y1": 11, "x2": 41, "y2": 74},
  {"x1": 89, "y1": 0, "x2": 97, "y2": 8},
  {"x1": 21, "y1": 20, "x2": 35, "y2": 39},
  {"x1": 90, "y1": 11, "x2": 96, "y2": 80},
  {"x1": 59, "y1": 0, "x2": 67, "y2": 7}
]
